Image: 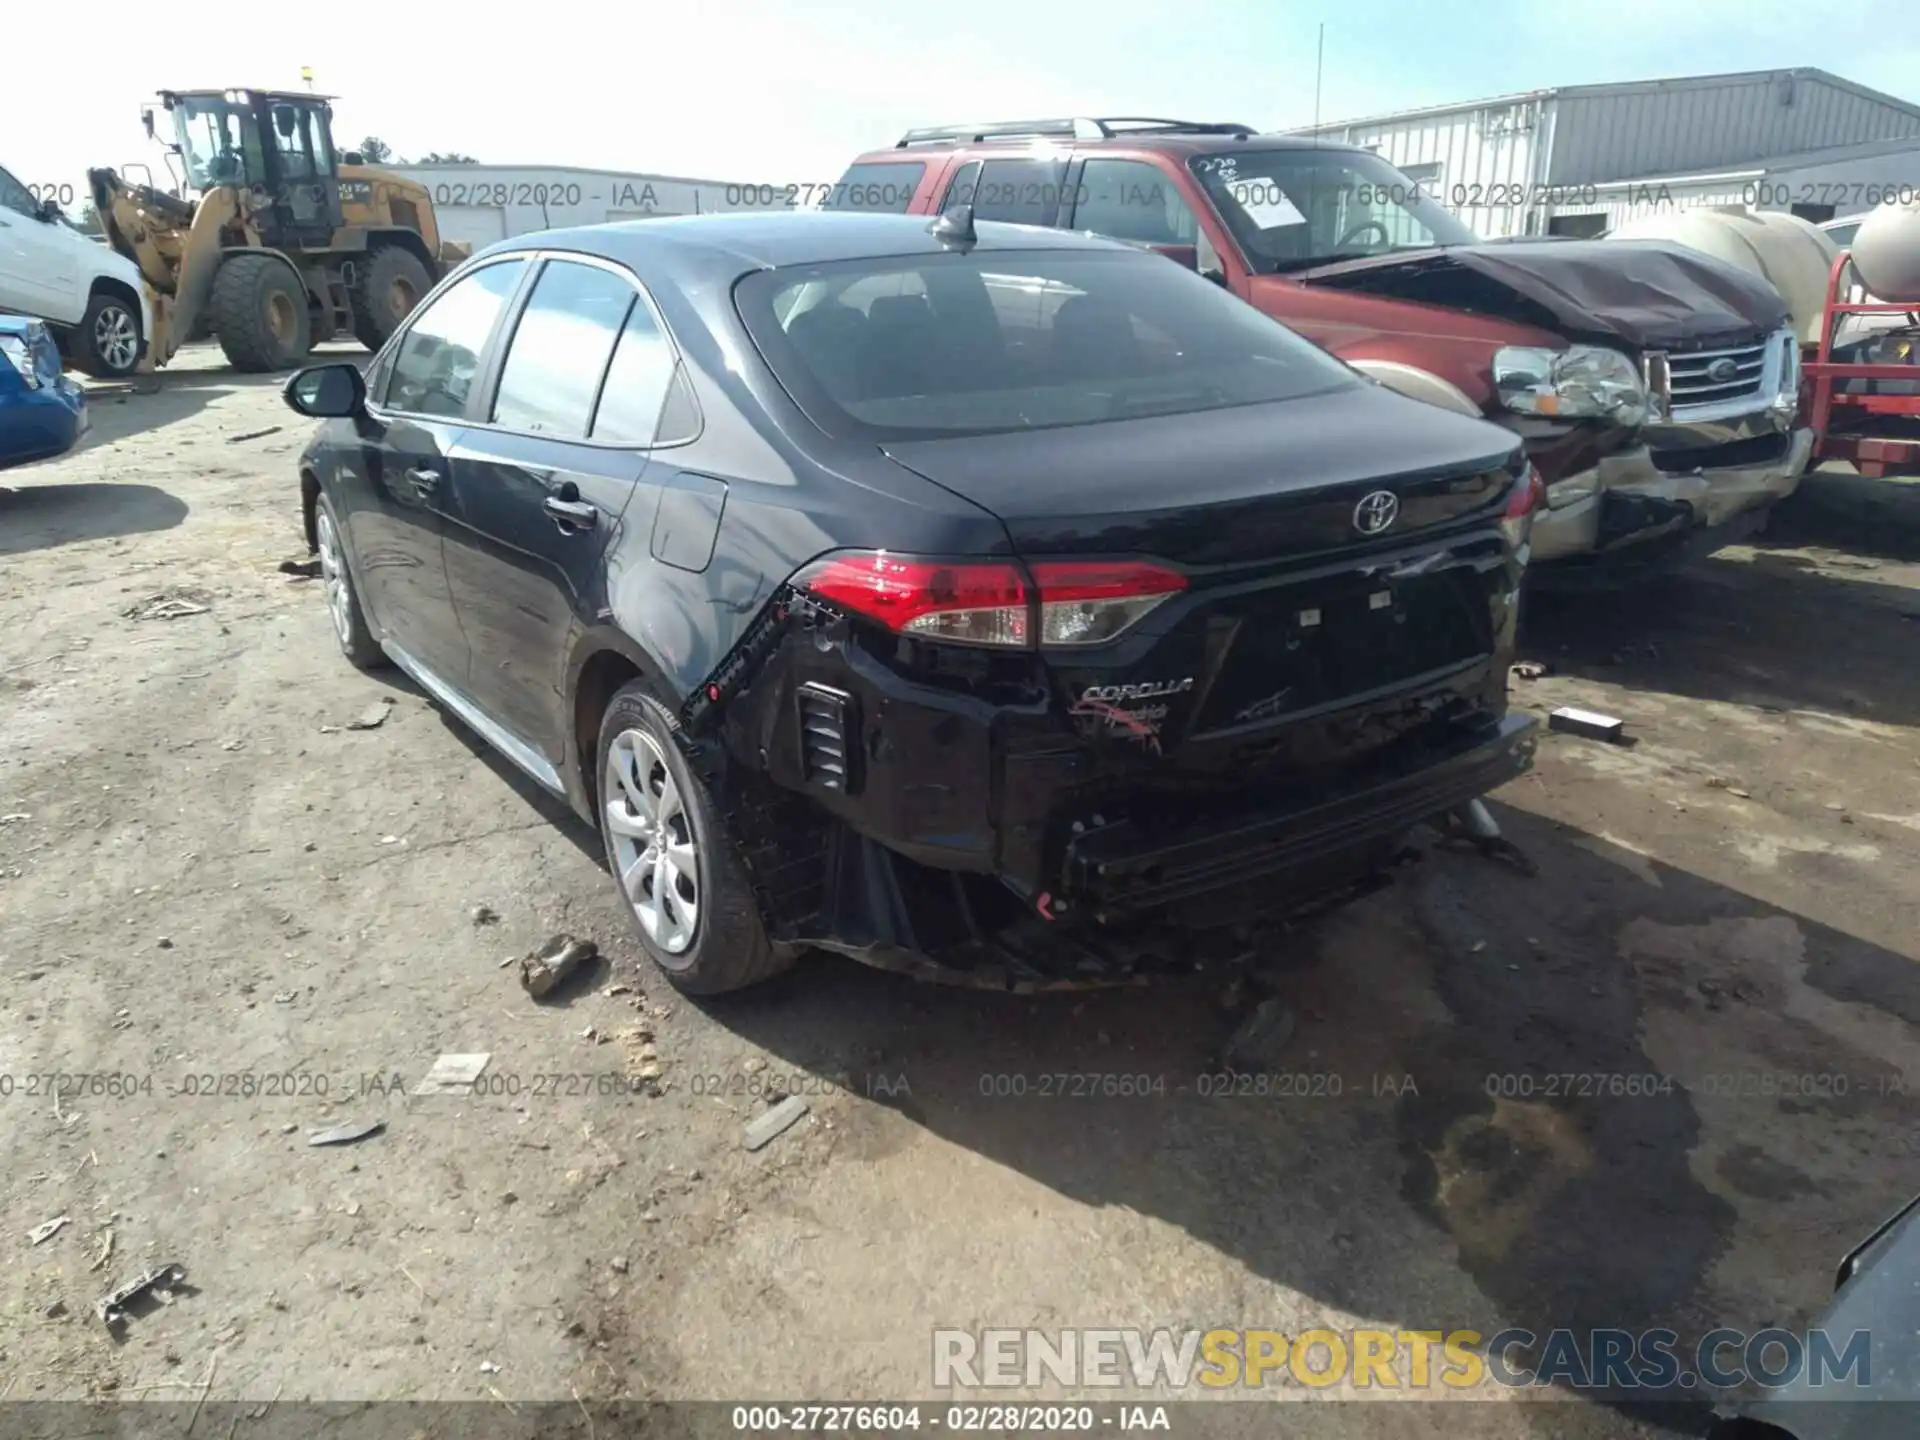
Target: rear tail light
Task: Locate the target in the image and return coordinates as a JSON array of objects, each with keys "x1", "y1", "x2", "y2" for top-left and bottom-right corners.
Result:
[
  {"x1": 1498, "y1": 464, "x2": 1546, "y2": 551},
  {"x1": 792, "y1": 552, "x2": 1187, "y2": 649}
]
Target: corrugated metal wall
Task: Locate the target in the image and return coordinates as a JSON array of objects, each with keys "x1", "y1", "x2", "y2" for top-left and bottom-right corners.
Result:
[
  {"x1": 1545, "y1": 73, "x2": 1920, "y2": 184},
  {"x1": 1311, "y1": 97, "x2": 1552, "y2": 238}
]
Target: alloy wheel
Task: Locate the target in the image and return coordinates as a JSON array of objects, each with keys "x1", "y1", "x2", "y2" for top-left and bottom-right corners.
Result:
[
  {"x1": 604, "y1": 728, "x2": 701, "y2": 955},
  {"x1": 94, "y1": 305, "x2": 138, "y2": 372},
  {"x1": 315, "y1": 509, "x2": 353, "y2": 648}
]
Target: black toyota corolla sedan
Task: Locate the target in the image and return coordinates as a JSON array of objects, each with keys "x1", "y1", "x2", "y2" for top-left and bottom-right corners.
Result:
[{"x1": 284, "y1": 210, "x2": 1540, "y2": 994}]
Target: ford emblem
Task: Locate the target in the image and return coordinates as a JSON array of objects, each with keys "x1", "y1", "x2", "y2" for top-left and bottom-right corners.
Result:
[{"x1": 1706, "y1": 357, "x2": 1739, "y2": 384}]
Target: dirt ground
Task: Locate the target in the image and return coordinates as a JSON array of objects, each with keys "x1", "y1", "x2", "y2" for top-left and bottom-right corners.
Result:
[{"x1": 2, "y1": 349, "x2": 1917, "y2": 1437}]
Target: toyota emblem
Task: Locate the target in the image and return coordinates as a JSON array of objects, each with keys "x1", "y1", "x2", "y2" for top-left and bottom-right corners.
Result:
[
  {"x1": 1706, "y1": 357, "x2": 1739, "y2": 384},
  {"x1": 1352, "y1": 489, "x2": 1399, "y2": 536}
]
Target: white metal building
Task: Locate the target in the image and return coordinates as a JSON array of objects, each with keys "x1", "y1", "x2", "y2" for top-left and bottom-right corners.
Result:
[
  {"x1": 1291, "y1": 68, "x2": 1920, "y2": 239},
  {"x1": 388, "y1": 165, "x2": 765, "y2": 250}
]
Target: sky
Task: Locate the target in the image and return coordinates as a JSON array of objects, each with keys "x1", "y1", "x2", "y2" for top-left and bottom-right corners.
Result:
[{"x1": 10, "y1": 0, "x2": 1920, "y2": 199}]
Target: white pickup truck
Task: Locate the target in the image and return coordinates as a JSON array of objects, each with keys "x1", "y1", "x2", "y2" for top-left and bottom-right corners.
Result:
[{"x1": 0, "y1": 163, "x2": 150, "y2": 378}]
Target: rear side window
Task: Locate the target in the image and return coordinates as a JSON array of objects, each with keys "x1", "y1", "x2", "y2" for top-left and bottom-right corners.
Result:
[
  {"x1": 971, "y1": 158, "x2": 1069, "y2": 227},
  {"x1": 819, "y1": 161, "x2": 924, "y2": 213},
  {"x1": 491, "y1": 260, "x2": 636, "y2": 437},
  {"x1": 590, "y1": 301, "x2": 679, "y2": 444},
  {"x1": 386, "y1": 259, "x2": 525, "y2": 417}
]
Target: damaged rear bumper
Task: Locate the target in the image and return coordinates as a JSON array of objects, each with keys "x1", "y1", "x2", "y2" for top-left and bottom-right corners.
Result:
[
  {"x1": 1062, "y1": 713, "x2": 1537, "y2": 920},
  {"x1": 1529, "y1": 426, "x2": 1812, "y2": 574}
]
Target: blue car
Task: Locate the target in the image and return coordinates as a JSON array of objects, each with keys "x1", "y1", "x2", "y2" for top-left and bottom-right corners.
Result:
[{"x1": 0, "y1": 315, "x2": 89, "y2": 470}]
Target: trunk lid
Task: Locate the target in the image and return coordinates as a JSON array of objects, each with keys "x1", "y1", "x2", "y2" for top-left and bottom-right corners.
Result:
[
  {"x1": 883, "y1": 381, "x2": 1523, "y2": 771},
  {"x1": 880, "y1": 380, "x2": 1521, "y2": 566},
  {"x1": 1297, "y1": 240, "x2": 1791, "y2": 351}
]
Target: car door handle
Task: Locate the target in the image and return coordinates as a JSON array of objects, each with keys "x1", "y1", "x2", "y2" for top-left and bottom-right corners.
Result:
[
  {"x1": 543, "y1": 495, "x2": 599, "y2": 529},
  {"x1": 405, "y1": 466, "x2": 441, "y2": 496}
]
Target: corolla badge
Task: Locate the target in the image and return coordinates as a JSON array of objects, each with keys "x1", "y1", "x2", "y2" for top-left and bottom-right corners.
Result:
[
  {"x1": 1706, "y1": 357, "x2": 1739, "y2": 384},
  {"x1": 1352, "y1": 489, "x2": 1400, "y2": 536}
]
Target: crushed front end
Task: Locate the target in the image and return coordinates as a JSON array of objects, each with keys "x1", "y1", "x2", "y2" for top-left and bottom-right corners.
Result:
[{"x1": 681, "y1": 483, "x2": 1541, "y2": 989}]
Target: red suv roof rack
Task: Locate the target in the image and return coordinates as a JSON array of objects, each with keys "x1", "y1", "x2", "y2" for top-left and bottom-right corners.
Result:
[{"x1": 894, "y1": 117, "x2": 1258, "y2": 147}]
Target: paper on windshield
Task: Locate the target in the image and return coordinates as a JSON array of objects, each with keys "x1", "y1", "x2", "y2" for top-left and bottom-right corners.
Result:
[{"x1": 1225, "y1": 181, "x2": 1306, "y2": 230}]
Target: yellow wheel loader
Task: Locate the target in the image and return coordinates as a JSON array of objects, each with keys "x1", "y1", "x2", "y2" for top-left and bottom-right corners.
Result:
[{"x1": 89, "y1": 89, "x2": 472, "y2": 373}]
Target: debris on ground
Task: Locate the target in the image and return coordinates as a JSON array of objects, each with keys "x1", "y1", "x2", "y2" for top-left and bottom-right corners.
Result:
[
  {"x1": 470, "y1": 905, "x2": 499, "y2": 927},
  {"x1": 478, "y1": 1360, "x2": 500, "y2": 1374},
  {"x1": 519, "y1": 934, "x2": 597, "y2": 998},
  {"x1": 95, "y1": 1263, "x2": 188, "y2": 1328},
  {"x1": 610, "y1": 1256, "x2": 629, "y2": 1274},
  {"x1": 307, "y1": 1119, "x2": 385, "y2": 1147},
  {"x1": 1223, "y1": 997, "x2": 1297, "y2": 1071},
  {"x1": 1, "y1": 812, "x2": 30, "y2": 824},
  {"x1": 322, "y1": 700, "x2": 394, "y2": 734},
  {"x1": 345, "y1": 701, "x2": 394, "y2": 731},
  {"x1": 228, "y1": 426, "x2": 284, "y2": 443},
  {"x1": 123, "y1": 589, "x2": 214, "y2": 622},
  {"x1": 28, "y1": 1214, "x2": 70, "y2": 1246},
  {"x1": 414, "y1": 1054, "x2": 491, "y2": 1097},
  {"x1": 1548, "y1": 706, "x2": 1628, "y2": 743},
  {"x1": 43, "y1": 1299, "x2": 67, "y2": 1319},
  {"x1": 1511, "y1": 660, "x2": 1550, "y2": 680},
  {"x1": 90, "y1": 1226, "x2": 115, "y2": 1271},
  {"x1": 744, "y1": 1095, "x2": 811, "y2": 1152},
  {"x1": 277, "y1": 556, "x2": 322, "y2": 579}
]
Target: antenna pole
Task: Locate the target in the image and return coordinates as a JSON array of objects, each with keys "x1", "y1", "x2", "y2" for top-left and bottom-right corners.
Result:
[{"x1": 1313, "y1": 23, "x2": 1324, "y2": 137}]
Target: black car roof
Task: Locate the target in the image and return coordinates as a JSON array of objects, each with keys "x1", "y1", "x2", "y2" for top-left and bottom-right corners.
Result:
[{"x1": 477, "y1": 212, "x2": 1139, "y2": 276}]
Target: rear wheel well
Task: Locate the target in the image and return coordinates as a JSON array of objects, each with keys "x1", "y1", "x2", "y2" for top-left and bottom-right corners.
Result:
[{"x1": 574, "y1": 651, "x2": 645, "y2": 823}]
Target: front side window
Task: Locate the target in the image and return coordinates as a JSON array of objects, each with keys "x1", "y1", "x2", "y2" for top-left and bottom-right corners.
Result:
[
  {"x1": 385, "y1": 259, "x2": 526, "y2": 417},
  {"x1": 173, "y1": 98, "x2": 254, "y2": 190},
  {"x1": 1071, "y1": 159, "x2": 1200, "y2": 247},
  {"x1": 1188, "y1": 148, "x2": 1477, "y2": 273},
  {"x1": 491, "y1": 260, "x2": 635, "y2": 438},
  {"x1": 0, "y1": 166, "x2": 37, "y2": 217},
  {"x1": 818, "y1": 161, "x2": 925, "y2": 213},
  {"x1": 267, "y1": 103, "x2": 320, "y2": 181},
  {"x1": 965, "y1": 158, "x2": 1069, "y2": 227},
  {"x1": 739, "y1": 248, "x2": 1360, "y2": 440}
]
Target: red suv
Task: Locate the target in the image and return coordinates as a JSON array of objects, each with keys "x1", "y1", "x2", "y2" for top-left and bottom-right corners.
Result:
[{"x1": 829, "y1": 118, "x2": 1810, "y2": 585}]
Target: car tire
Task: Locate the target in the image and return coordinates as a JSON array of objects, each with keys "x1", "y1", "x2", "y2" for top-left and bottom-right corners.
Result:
[
  {"x1": 73, "y1": 292, "x2": 143, "y2": 379},
  {"x1": 350, "y1": 246, "x2": 433, "y2": 352},
  {"x1": 313, "y1": 493, "x2": 386, "y2": 671},
  {"x1": 211, "y1": 254, "x2": 313, "y2": 373},
  {"x1": 595, "y1": 684, "x2": 794, "y2": 995}
]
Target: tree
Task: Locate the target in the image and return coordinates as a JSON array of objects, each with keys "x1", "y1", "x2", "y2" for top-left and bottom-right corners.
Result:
[
  {"x1": 356, "y1": 136, "x2": 393, "y2": 164},
  {"x1": 418, "y1": 152, "x2": 479, "y2": 165},
  {"x1": 74, "y1": 200, "x2": 103, "y2": 236}
]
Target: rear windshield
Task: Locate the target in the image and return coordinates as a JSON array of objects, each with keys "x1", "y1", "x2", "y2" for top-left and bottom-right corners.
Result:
[
  {"x1": 816, "y1": 162, "x2": 925, "y2": 213},
  {"x1": 735, "y1": 248, "x2": 1361, "y2": 440},
  {"x1": 1187, "y1": 148, "x2": 1478, "y2": 274}
]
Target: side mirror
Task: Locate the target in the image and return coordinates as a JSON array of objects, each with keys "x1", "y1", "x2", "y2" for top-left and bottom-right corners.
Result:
[
  {"x1": 1147, "y1": 243, "x2": 1199, "y2": 271},
  {"x1": 142, "y1": 109, "x2": 156, "y2": 141},
  {"x1": 284, "y1": 362, "x2": 366, "y2": 418},
  {"x1": 34, "y1": 199, "x2": 61, "y2": 223}
]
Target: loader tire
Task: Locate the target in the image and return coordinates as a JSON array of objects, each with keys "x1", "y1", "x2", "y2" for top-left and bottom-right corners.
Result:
[
  {"x1": 210, "y1": 255, "x2": 312, "y2": 373},
  {"x1": 350, "y1": 246, "x2": 433, "y2": 352}
]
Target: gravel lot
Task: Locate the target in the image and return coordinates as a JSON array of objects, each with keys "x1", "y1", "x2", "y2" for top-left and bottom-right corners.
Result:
[{"x1": 2, "y1": 349, "x2": 1916, "y2": 1436}]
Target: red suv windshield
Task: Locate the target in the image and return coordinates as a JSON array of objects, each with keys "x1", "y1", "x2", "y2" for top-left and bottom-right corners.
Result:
[{"x1": 1186, "y1": 148, "x2": 1478, "y2": 274}]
